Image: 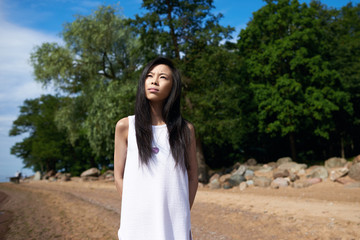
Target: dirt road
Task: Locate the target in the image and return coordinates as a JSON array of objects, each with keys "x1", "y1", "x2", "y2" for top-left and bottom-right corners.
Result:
[{"x1": 0, "y1": 180, "x2": 359, "y2": 239}]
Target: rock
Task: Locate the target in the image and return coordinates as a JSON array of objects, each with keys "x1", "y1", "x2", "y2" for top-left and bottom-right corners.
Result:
[
  {"x1": 276, "y1": 157, "x2": 292, "y2": 166},
  {"x1": 335, "y1": 175, "x2": 356, "y2": 185},
  {"x1": 209, "y1": 178, "x2": 221, "y2": 189},
  {"x1": 246, "y1": 180, "x2": 254, "y2": 186},
  {"x1": 330, "y1": 167, "x2": 349, "y2": 181},
  {"x1": 293, "y1": 178, "x2": 322, "y2": 188},
  {"x1": 293, "y1": 181, "x2": 311, "y2": 188},
  {"x1": 289, "y1": 172, "x2": 299, "y2": 182},
  {"x1": 348, "y1": 162, "x2": 360, "y2": 181},
  {"x1": 55, "y1": 172, "x2": 63, "y2": 179},
  {"x1": 48, "y1": 176, "x2": 56, "y2": 182},
  {"x1": 43, "y1": 170, "x2": 56, "y2": 180},
  {"x1": 81, "y1": 168, "x2": 100, "y2": 178},
  {"x1": 297, "y1": 169, "x2": 306, "y2": 176},
  {"x1": 267, "y1": 162, "x2": 277, "y2": 168},
  {"x1": 273, "y1": 169, "x2": 290, "y2": 179},
  {"x1": 307, "y1": 166, "x2": 328, "y2": 180},
  {"x1": 219, "y1": 173, "x2": 231, "y2": 183},
  {"x1": 306, "y1": 177, "x2": 322, "y2": 185},
  {"x1": 271, "y1": 178, "x2": 290, "y2": 189},
  {"x1": 244, "y1": 170, "x2": 254, "y2": 180},
  {"x1": 223, "y1": 181, "x2": 233, "y2": 189},
  {"x1": 253, "y1": 176, "x2": 271, "y2": 187},
  {"x1": 325, "y1": 157, "x2": 347, "y2": 169},
  {"x1": 81, "y1": 176, "x2": 99, "y2": 181},
  {"x1": 239, "y1": 182, "x2": 247, "y2": 191},
  {"x1": 233, "y1": 165, "x2": 247, "y2": 176},
  {"x1": 245, "y1": 158, "x2": 257, "y2": 166},
  {"x1": 209, "y1": 173, "x2": 220, "y2": 183},
  {"x1": 61, "y1": 173, "x2": 71, "y2": 181},
  {"x1": 256, "y1": 166, "x2": 273, "y2": 173},
  {"x1": 100, "y1": 170, "x2": 114, "y2": 180},
  {"x1": 353, "y1": 155, "x2": 360, "y2": 164},
  {"x1": 228, "y1": 174, "x2": 246, "y2": 186},
  {"x1": 277, "y1": 162, "x2": 307, "y2": 174},
  {"x1": 33, "y1": 171, "x2": 41, "y2": 181}
]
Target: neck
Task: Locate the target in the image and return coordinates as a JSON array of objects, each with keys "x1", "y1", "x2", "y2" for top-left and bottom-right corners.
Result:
[{"x1": 149, "y1": 101, "x2": 165, "y2": 125}]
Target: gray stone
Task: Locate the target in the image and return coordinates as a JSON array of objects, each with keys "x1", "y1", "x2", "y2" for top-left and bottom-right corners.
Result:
[
  {"x1": 253, "y1": 176, "x2": 271, "y2": 188},
  {"x1": 271, "y1": 178, "x2": 290, "y2": 189},
  {"x1": 233, "y1": 165, "x2": 247, "y2": 176},
  {"x1": 209, "y1": 178, "x2": 221, "y2": 189},
  {"x1": 325, "y1": 157, "x2": 347, "y2": 169},
  {"x1": 307, "y1": 166, "x2": 328, "y2": 180},
  {"x1": 244, "y1": 170, "x2": 254, "y2": 180},
  {"x1": 330, "y1": 167, "x2": 349, "y2": 181},
  {"x1": 276, "y1": 157, "x2": 292, "y2": 166},
  {"x1": 229, "y1": 174, "x2": 246, "y2": 186},
  {"x1": 348, "y1": 162, "x2": 360, "y2": 181},
  {"x1": 219, "y1": 173, "x2": 231, "y2": 183},
  {"x1": 223, "y1": 181, "x2": 233, "y2": 189},
  {"x1": 80, "y1": 168, "x2": 100, "y2": 177},
  {"x1": 277, "y1": 162, "x2": 307, "y2": 174},
  {"x1": 246, "y1": 180, "x2": 254, "y2": 186},
  {"x1": 33, "y1": 171, "x2": 41, "y2": 181}
]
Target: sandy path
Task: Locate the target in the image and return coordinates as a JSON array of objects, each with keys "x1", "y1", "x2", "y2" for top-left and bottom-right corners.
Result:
[{"x1": 0, "y1": 180, "x2": 359, "y2": 240}]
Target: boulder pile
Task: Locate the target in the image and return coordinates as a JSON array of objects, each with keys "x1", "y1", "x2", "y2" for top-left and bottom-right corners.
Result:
[{"x1": 206, "y1": 155, "x2": 360, "y2": 191}]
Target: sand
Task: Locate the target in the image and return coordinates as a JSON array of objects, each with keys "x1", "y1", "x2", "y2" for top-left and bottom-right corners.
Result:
[{"x1": 0, "y1": 179, "x2": 359, "y2": 240}]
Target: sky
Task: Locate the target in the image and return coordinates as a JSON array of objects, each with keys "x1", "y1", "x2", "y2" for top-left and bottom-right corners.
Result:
[{"x1": 0, "y1": 0, "x2": 358, "y2": 182}]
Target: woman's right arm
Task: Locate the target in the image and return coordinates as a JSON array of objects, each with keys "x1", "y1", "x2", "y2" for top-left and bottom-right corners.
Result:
[{"x1": 114, "y1": 117, "x2": 129, "y2": 200}]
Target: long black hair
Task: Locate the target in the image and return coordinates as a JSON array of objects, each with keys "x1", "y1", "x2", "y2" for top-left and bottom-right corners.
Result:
[{"x1": 135, "y1": 57, "x2": 190, "y2": 170}]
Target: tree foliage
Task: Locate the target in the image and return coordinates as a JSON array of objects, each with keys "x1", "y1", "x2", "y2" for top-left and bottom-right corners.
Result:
[{"x1": 10, "y1": 0, "x2": 360, "y2": 175}]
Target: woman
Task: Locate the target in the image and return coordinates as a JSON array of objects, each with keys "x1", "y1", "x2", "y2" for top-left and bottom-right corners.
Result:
[{"x1": 114, "y1": 57, "x2": 198, "y2": 240}]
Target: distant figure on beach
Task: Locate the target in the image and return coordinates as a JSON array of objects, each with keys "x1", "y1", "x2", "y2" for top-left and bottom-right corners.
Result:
[
  {"x1": 114, "y1": 57, "x2": 198, "y2": 240},
  {"x1": 15, "y1": 171, "x2": 21, "y2": 179}
]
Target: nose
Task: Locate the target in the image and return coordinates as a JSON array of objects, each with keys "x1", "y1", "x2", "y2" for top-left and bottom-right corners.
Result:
[{"x1": 151, "y1": 76, "x2": 159, "y2": 86}]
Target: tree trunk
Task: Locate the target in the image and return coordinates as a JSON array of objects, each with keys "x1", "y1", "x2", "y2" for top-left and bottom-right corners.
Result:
[
  {"x1": 165, "y1": 0, "x2": 180, "y2": 60},
  {"x1": 289, "y1": 132, "x2": 297, "y2": 161},
  {"x1": 340, "y1": 133, "x2": 345, "y2": 158},
  {"x1": 196, "y1": 137, "x2": 209, "y2": 183}
]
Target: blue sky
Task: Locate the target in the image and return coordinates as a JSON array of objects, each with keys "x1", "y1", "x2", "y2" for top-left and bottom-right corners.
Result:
[{"x1": 0, "y1": 0, "x2": 358, "y2": 182}]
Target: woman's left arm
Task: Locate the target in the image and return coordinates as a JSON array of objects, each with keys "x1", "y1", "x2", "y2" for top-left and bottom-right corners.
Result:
[{"x1": 187, "y1": 123, "x2": 198, "y2": 210}]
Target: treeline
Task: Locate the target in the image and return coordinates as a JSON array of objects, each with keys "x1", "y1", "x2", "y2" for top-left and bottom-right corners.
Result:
[{"x1": 10, "y1": 0, "x2": 360, "y2": 176}]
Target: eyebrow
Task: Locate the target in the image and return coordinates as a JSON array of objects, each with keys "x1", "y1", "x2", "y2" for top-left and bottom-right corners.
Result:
[{"x1": 149, "y1": 71, "x2": 169, "y2": 76}]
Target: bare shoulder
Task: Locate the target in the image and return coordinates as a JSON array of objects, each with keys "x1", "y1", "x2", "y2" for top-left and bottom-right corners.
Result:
[{"x1": 116, "y1": 117, "x2": 129, "y2": 134}]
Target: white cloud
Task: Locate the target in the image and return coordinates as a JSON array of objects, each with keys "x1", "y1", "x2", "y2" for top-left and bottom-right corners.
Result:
[{"x1": 0, "y1": 10, "x2": 62, "y2": 179}]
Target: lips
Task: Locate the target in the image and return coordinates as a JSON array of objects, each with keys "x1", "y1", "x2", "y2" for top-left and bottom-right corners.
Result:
[{"x1": 148, "y1": 88, "x2": 159, "y2": 93}]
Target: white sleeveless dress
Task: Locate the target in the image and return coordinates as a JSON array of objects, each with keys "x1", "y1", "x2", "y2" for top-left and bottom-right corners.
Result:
[{"x1": 118, "y1": 115, "x2": 192, "y2": 240}]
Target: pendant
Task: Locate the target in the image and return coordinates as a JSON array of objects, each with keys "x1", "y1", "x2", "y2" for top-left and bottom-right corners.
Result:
[{"x1": 152, "y1": 147, "x2": 159, "y2": 154}]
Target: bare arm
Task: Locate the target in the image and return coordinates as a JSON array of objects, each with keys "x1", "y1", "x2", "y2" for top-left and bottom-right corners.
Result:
[
  {"x1": 187, "y1": 123, "x2": 198, "y2": 210},
  {"x1": 114, "y1": 117, "x2": 129, "y2": 200}
]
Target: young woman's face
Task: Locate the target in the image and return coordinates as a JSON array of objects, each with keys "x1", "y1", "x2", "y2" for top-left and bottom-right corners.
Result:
[{"x1": 145, "y1": 64, "x2": 173, "y2": 103}]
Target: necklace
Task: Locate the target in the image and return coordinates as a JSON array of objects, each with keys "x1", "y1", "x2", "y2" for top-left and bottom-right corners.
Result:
[{"x1": 152, "y1": 147, "x2": 159, "y2": 154}]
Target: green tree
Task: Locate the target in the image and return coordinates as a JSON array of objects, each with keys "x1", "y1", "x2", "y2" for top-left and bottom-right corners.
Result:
[
  {"x1": 330, "y1": 3, "x2": 360, "y2": 158},
  {"x1": 238, "y1": 0, "x2": 353, "y2": 161},
  {"x1": 132, "y1": 0, "x2": 252, "y2": 170},
  {"x1": 30, "y1": 6, "x2": 140, "y2": 163},
  {"x1": 9, "y1": 95, "x2": 93, "y2": 175}
]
